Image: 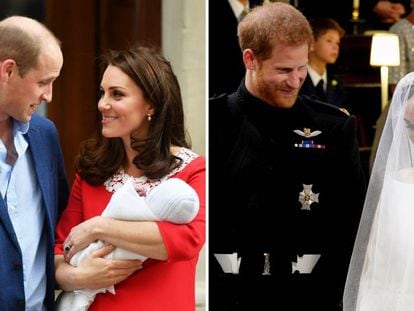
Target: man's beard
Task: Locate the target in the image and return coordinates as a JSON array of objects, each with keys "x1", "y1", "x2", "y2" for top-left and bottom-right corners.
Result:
[{"x1": 255, "y1": 76, "x2": 298, "y2": 108}]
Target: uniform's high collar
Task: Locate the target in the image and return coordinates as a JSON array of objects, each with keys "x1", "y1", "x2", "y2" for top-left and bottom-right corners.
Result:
[{"x1": 235, "y1": 80, "x2": 302, "y2": 126}]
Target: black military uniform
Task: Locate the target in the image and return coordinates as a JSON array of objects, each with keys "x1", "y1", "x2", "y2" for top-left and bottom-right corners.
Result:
[{"x1": 209, "y1": 82, "x2": 366, "y2": 310}]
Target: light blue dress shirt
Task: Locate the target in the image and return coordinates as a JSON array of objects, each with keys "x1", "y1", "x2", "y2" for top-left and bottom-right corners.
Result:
[{"x1": 0, "y1": 120, "x2": 46, "y2": 311}]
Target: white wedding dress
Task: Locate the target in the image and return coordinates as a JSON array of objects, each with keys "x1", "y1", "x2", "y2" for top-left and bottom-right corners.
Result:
[
  {"x1": 344, "y1": 72, "x2": 414, "y2": 311},
  {"x1": 357, "y1": 169, "x2": 414, "y2": 310}
]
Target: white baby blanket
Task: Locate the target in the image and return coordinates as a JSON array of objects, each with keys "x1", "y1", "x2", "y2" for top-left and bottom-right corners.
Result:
[{"x1": 56, "y1": 178, "x2": 199, "y2": 311}]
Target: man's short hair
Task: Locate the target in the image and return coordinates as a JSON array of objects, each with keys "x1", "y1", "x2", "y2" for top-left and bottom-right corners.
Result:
[{"x1": 238, "y1": 2, "x2": 313, "y2": 61}]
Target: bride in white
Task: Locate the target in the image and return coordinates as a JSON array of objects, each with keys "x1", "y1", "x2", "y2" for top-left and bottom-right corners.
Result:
[{"x1": 344, "y1": 72, "x2": 414, "y2": 311}]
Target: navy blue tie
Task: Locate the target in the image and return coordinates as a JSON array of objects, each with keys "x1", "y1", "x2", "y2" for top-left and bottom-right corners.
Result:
[{"x1": 315, "y1": 79, "x2": 327, "y2": 102}]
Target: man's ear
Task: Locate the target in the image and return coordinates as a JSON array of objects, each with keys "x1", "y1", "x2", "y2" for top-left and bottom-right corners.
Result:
[
  {"x1": 243, "y1": 49, "x2": 256, "y2": 70},
  {"x1": 0, "y1": 59, "x2": 16, "y2": 81}
]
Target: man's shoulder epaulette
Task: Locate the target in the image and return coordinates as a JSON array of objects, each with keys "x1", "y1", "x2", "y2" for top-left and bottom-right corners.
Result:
[
  {"x1": 209, "y1": 93, "x2": 228, "y2": 104},
  {"x1": 300, "y1": 95, "x2": 349, "y2": 118}
]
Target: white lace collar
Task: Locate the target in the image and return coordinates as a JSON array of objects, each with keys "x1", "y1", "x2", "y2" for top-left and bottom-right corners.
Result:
[{"x1": 104, "y1": 147, "x2": 198, "y2": 196}]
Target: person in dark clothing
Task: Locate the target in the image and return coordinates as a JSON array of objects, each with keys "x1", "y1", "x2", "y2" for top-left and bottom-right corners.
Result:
[
  {"x1": 209, "y1": 0, "x2": 244, "y2": 97},
  {"x1": 363, "y1": 0, "x2": 410, "y2": 29},
  {"x1": 209, "y1": 0, "x2": 263, "y2": 97},
  {"x1": 298, "y1": 0, "x2": 410, "y2": 33},
  {"x1": 209, "y1": 3, "x2": 366, "y2": 310}
]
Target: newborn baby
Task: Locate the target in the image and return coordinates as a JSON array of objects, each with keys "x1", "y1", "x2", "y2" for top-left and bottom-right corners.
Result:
[{"x1": 56, "y1": 177, "x2": 199, "y2": 311}]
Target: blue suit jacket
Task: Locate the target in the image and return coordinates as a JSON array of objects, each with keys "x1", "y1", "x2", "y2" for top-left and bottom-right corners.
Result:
[{"x1": 0, "y1": 114, "x2": 69, "y2": 310}]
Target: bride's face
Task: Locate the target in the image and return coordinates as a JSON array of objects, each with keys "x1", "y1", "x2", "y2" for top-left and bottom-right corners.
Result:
[{"x1": 404, "y1": 98, "x2": 414, "y2": 143}]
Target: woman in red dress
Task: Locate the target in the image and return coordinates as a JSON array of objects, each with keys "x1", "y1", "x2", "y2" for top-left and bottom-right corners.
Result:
[{"x1": 54, "y1": 45, "x2": 205, "y2": 311}]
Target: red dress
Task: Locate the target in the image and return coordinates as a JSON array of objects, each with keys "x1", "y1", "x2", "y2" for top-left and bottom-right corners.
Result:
[{"x1": 55, "y1": 149, "x2": 205, "y2": 311}]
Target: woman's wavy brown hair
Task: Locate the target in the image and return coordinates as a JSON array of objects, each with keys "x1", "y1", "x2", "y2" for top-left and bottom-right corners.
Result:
[{"x1": 75, "y1": 45, "x2": 191, "y2": 185}]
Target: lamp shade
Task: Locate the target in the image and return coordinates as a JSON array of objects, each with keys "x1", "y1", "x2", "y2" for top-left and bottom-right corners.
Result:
[{"x1": 370, "y1": 33, "x2": 400, "y2": 66}]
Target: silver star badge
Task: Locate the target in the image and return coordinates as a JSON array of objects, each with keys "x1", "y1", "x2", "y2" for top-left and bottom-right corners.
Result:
[{"x1": 298, "y1": 184, "x2": 319, "y2": 210}]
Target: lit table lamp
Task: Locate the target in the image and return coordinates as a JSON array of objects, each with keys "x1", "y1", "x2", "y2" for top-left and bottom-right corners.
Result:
[{"x1": 370, "y1": 33, "x2": 400, "y2": 111}]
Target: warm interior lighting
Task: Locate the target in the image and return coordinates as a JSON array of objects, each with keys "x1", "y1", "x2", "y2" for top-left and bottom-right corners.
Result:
[{"x1": 370, "y1": 33, "x2": 400, "y2": 110}]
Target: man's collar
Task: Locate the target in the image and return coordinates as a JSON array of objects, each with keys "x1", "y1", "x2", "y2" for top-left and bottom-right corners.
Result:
[
  {"x1": 307, "y1": 65, "x2": 327, "y2": 87},
  {"x1": 13, "y1": 119, "x2": 30, "y2": 135}
]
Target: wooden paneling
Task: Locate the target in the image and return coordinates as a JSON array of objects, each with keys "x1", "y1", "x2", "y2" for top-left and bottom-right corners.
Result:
[
  {"x1": 98, "y1": 0, "x2": 161, "y2": 51},
  {"x1": 45, "y1": 0, "x2": 99, "y2": 184},
  {"x1": 334, "y1": 35, "x2": 380, "y2": 85},
  {"x1": 334, "y1": 34, "x2": 382, "y2": 179},
  {"x1": 44, "y1": 0, "x2": 161, "y2": 184}
]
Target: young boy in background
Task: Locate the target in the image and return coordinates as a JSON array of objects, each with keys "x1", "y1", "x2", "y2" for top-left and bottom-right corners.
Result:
[{"x1": 299, "y1": 18, "x2": 350, "y2": 114}]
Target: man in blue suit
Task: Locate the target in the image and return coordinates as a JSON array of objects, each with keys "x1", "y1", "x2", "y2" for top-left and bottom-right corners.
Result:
[{"x1": 0, "y1": 16, "x2": 69, "y2": 310}]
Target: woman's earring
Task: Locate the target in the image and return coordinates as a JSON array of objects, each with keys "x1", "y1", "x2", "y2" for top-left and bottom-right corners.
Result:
[{"x1": 147, "y1": 114, "x2": 152, "y2": 122}]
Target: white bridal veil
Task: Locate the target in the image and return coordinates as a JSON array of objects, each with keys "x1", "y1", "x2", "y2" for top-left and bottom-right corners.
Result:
[{"x1": 344, "y1": 72, "x2": 414, "y2": 310}]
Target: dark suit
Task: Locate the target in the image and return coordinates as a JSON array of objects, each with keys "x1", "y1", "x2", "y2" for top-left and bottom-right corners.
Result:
[
  {"x1": 209, "y1": 0, "x2": 263, "y2": 97},
  {"x1": 209, "y1": 1, "x2": 244, "y2": 97},
  {"x1": 0, "y1": 114, "x2": 69, "y2": 310},
  {"x1": 360, "y1": 0, "x2": 411, "y2": 30},
  {"x1": 209, "y1": 83, "x2": 366, "y2": 310},
  {"x1": 299, "y1": 72, "x2": 349, "y2": 111}
]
